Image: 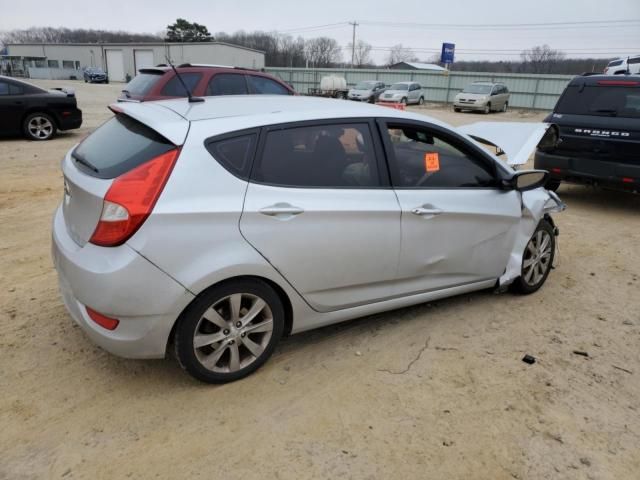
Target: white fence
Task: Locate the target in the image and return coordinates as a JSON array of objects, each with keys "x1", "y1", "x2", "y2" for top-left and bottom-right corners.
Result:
[
  {"x1": 28, "y1": 67, "x2": 83, "y2": 80},
  {"x1": 266, "y1": 67, "x2": 575, "y2": 110}
]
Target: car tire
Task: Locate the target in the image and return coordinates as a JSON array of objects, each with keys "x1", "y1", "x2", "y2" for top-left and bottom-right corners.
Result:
[
  {"x1": 484, "y1": 103, "x2": 491, "y2": 114},
  {"x1": 174, "y1": 278, "x2": 285, "y2": 384},
  {"x1": 23, "y1": 112, "x2": 57, "y2": 141},
  {"x1": 502, "y1": 102, "x2": 508, "y2": 112},
  {"x1": 418, "y1": 96, "x2": 424, "y2": 105},
  {"x1": 401, "y1": 97, "x2": 407, "y2": 105},
  {"x1": 545, "y1": 179, "x2": 561, "y2": 192},
  {"x1": 454, "y1": 107, "x2": 461, "y2": 112},
  {"x1": 511, "y1": 220, "x2": 555, "y2": 295},
  {"x1": 84, "y1": 78, "x2": 87, "y2": 83}
]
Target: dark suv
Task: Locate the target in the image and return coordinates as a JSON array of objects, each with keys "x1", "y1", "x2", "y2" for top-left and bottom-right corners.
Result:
[
  {"x1": 119, "y1": 64, "x2": 295, "y2": 102},
  {"x1": 535, "y1": 75, "x2": 640, "y2": 193}
]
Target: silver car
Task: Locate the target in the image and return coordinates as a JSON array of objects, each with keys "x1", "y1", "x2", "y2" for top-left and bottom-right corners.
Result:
[
  {"x1": 454, "y1": 82, "x2": 510, "y2": 113},
  {"x1": 348, "y1": 80, "x2": 386, "y2": 103},
  {"x1": 52, "y1": 96, "x2": 564, "y2": 383},
  {"x1": 380, "y1": 81, "x2": 424, "y2": 105}
]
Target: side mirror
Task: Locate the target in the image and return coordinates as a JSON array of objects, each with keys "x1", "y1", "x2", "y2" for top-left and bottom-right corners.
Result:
[{"x1": 507, "y1": 170, "x2": 548, "y2": 191}]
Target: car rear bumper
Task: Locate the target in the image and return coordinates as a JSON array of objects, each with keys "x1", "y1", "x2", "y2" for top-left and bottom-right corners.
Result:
[
  {"x1": 51, "y1": 206, "x2": 194, "y2": 358},
  {"x1": 535, "y1": 151, "x2": 640, "y2": 192},
  {"x1": 57, "y1": 109, "x2": 83, "y2": 131}
]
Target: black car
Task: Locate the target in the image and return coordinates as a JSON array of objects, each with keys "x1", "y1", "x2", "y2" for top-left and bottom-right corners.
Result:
[
  {"x1": 83, "y1": 67, "x2": 108, "y2": 84},
  {"x1": 0, "y1": 76, "x2": 83, "y2": 141},
  {"x1": 535, "y1": 75, "x2": 640, "y2": 193}
]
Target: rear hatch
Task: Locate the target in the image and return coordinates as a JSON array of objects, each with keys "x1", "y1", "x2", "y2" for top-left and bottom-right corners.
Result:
[
  {"x1": 120, "y1": 69, "x2": 167, "y2": 101},
  {"x1": 62, "y1": 103, "x2": 188, "y2": 246},
  {"x1": 548, "y1": 81, "x2": 640, "y2": 167}
]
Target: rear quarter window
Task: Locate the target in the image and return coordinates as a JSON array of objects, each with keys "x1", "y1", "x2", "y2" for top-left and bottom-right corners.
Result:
[
  {"x1": 205, "y1": 131, "x2": 259, "y2": 179},
  {"x1": 160, "y1": 73, "x2": 202, "y2": 96},
  {"x1": 72, "y1": 114, "x2": 175, "y2": 179}
]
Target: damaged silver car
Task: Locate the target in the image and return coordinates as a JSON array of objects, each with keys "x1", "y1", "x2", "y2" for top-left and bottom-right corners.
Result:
[{"x1": 52, "y1": 96, "x2": 564, "y2": 383}]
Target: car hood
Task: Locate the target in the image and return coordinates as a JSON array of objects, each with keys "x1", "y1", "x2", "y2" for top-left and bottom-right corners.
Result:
[
  {"x1": 457, "y1": 122, "x2": 553, "y2": 166},
  {"x1": 349, "y1": 89, "x2": 373, "y2": 95},
  {"x1": 456, "y1": 92, "x2": 489, "y2": 100},
  {"x1": 382, "y1": 89, "x2": 407, "y2": 96}
]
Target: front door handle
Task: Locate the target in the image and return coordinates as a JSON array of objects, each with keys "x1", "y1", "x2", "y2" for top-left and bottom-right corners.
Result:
[
  {"x1": 411, "y1": 206, "x2": 443, "y2": 216},
  {"x1": 259, "y1": 203, "x2": 304, "y2": 217}
]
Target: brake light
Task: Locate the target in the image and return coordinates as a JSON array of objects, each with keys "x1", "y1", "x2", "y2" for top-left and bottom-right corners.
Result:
[
  {"x1": 551, "y1": 168, "x2": 563, "y2": 174},
  {"x1": 86, "y1": 307, "x2": 119, "y2": 330},
  {"x1": 597, "y1": 80, "x2": 640, "y2": 86},
  {"x1": 89, "y1": 148, "x2": 180, "y2": 246},
  {"x1": 622, "y1": 177, "x2": 634, "y2": 183}
]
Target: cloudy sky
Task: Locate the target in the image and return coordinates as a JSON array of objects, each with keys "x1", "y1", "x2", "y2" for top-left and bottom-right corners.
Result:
[{"x1": 1, "y1": 0, "x2": 639, "y2": 63}]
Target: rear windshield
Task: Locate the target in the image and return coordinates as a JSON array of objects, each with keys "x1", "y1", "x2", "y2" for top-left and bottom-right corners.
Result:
[
  {"x1": 123, "y1": 72, "x2": 163, "y2": 97},
  {"x1": 390, "y1": 83, "x2": 408, "y2": 90},
  {"x1": 72, "y1": 114, "x2": 174, "y2": 179},
  {"x1": 555, "y1": 85, "x2": 640, "y2": 118}
]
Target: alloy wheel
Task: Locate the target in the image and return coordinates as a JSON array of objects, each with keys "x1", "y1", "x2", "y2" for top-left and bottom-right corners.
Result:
[
  {"x1": 28, "y1": 116, "x2": 54, "y2": 139},
  {"x1": 193, "y1": 293, "x2": 274, "y2": 373},
  {"x1": 522, "y1": 230, "x2": 553, "y2": 286}
]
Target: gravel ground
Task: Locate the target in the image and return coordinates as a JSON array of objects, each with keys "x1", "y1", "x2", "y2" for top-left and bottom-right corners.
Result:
[{"x1": 1, "y1": 80, "x2": 639, "y2": 480}]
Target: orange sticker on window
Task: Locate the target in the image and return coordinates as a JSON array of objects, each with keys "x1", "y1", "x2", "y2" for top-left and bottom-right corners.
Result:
[{"x1": 424, "y1": 152, "x2": 440, "y2": 172}]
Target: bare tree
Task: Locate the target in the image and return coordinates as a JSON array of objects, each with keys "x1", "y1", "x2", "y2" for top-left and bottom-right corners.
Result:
[
  {"x1": 386, "y1": 44, "x2": 418, "y2": 66},
  {"x1": 520, "y1": 44, "x2": 566, "y2": 74},
  {"x1": 0, "y1": 27, "x2": 162, "y2": 44},
  {"x1": 304, "y1": 37, "x2": 342, "y2": 67},
  {"x1": 347, "y1": 40, "x2": 373, "y2": 68}
]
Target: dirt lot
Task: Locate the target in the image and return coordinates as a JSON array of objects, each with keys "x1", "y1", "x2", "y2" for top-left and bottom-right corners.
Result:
[{"x1": 1, "y1": 80, "x2": 639, "y2": 480}]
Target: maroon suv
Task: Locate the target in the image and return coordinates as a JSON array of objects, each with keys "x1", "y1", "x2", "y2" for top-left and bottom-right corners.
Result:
[{"x1": 119, "y1": 64, "x2": 295, "y2": 102}]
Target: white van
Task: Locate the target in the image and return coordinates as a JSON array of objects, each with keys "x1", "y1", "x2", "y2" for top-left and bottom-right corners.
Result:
[{"x1": 603, "y1": 55, "x2": 640, "y2": 75}]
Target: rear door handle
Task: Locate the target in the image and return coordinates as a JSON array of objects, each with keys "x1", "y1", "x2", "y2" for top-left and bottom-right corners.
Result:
[
  {"x1": 411, "y1": 207, "x2": 443, "y2": 216},
  {"x1": 259, "y1": 203, "x2": 304, "y2": 217}
]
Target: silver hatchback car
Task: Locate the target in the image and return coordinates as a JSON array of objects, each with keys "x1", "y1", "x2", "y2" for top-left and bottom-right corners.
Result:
[{"x1": 52, "y1": 96, "x2": 564, "y2": 383}]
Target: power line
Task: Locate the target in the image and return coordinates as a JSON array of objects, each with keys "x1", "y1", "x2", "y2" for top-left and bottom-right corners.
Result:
[{"x1": 360, "y1": 19, "x2": 640, "y2": 30}]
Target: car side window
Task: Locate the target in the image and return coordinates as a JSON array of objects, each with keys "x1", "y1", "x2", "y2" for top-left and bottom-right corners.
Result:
[
  {"x1": 252, "y1": 123, "x2": 381, "y2": 188},
  {"x1": 384, "y1": 124, "x2": 496, "y2": 188},
  {"x1": 0, "y1": 82, "x2": 9, "y2": 95},
  {"x1": 9, "y1": 84, "x2": 23, "y2": 95},
  {"x1": 247, "y1": 75, "x2": 290, "y2": 95},
  {"x1": 207, "y1": 73, "x2": 248, "y2": 95},
  {"x1": 161, "y1": 73, "x2": 202, "y2": 96},
  {"x1": 205, "y1": 132, "x2": 257, "y2": 179},
  {"x1": 628, "y1": 57, "x2": 640, "y2": 65}
]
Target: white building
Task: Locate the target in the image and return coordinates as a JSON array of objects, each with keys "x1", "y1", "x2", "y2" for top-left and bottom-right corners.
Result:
[{"x1": 5, "y1": 42, "x2": 265, "y2": 81}]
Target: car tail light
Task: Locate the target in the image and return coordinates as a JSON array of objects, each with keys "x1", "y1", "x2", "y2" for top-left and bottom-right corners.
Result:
[
  {"x1": 86, "y1": 307, "x2": 119, "y2": 330},
  {"x1": 89, "y1": 148, "x2": 180, "y2": 247},
  {"x1": 551, "y1": 168, "x2": 563, "y2": 174},
  {"x1": 597, "y1": 80, "x2": 640, "y2": 86},
  {"x1": 622, "y1": 177, "x2": 634, "y2": 183}
]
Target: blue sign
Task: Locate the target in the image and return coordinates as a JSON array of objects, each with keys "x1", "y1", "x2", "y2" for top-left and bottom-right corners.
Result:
[{"x1": 441, "y1": 43, "x2": 455, "y2": 64}]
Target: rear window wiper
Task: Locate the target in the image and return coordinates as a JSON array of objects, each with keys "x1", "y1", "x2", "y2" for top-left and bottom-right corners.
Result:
[
  {"x1": 592, "y1": 109, "x2": 618, "y2": 116},
  {"x1": 72, "y1": 152, "x2": 99, "y2": 173},
  {"x1": 121, "y1": 89, "x2": 131, "y2": 98}
]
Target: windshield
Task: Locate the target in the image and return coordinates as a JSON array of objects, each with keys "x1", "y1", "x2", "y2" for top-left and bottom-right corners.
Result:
[
  {"x1": 354, "y1": 81, "x2": 375, "y2": 90},
  {"x1": 390, "y1": 83, "x2": 408, "y2": 91},
  {"x1": 86, "y1": 68, "x2": 103, "y2": 73},
  {"x1": 463, "y1": 84, "x2": 492, "y2": 94},
  {"x1": 608, "y1": 60, "x2": 623, "y2": 67},
  {"x1": 555, "y1": 85, "x2": 640, "y2": 118}
]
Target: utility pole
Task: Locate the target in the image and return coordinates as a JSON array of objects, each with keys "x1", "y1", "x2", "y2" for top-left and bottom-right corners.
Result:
[{"x1": 349, "y1": 21, "x2": 358, "y2": 68}]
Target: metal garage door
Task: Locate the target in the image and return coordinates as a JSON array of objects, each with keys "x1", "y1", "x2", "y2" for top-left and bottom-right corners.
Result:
[
  {"x1": 134, "y1": 50, "x2": 155, "y2": 72},
  {"x1": 105, "y1": 50, "x2": 125, "y2": 82}
]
